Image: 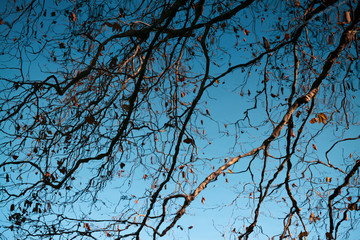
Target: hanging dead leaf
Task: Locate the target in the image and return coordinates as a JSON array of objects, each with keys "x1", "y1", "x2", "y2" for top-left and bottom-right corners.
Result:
[
  {"x1": 309, "y1": 118, "x2": 317, "y2": 124},
  {"x1": 183, "y1": 138, "x2": 194, "y2": 144},
  {"x1": 326, "y1": 177, "x2": 331, "y2": 182},
  {"x1": 206, "y1": 109, "x2": 210, "y2": 115},
  {"x1": 312, "y1": 144, "x2": 317, "y2": 150},
  {"x1": 298, "y1": 231, "x2": 308, "y2": 240},
  {"x1": 105, "y1": 22, "x2": 122, "y2": 32},
  {"x1": 262, "y1": 37, "x2": 270, "y2": 51},
  {"x1": 228, "y1": 169, "x2": 234, "y2": 174},
  {"x1": 317, "y1": 113, "x2": 328, "y2": 124},
  {"x1": 291, "y1": 129, "x2": 295, "y2": 137},
  {"x1": 84, "y1": 223, "x2": 91, "y2": 231},
  {"x1": 327, "y1": 34, "x2": 334, "y2": 45},
  {"x1": 309, "y1": 212, "x2": 315, "y2": 221},
  {"x1": 344, "y1": 11, "x2": 351, "y2": 23},
  {"x1": 309, "y1": 212, "x2": 320, "y2": 223},
  {"x1": 69, "y1": 12, "x2": 77, "y2": 22},
  {"x1": 201, "y1": 197, "x2": 205, "y2": 204}
]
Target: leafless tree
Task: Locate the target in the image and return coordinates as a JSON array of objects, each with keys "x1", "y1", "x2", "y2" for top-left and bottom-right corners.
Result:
[{"x1": 1, "y1": 0, "x2": 359, "y2": 239}]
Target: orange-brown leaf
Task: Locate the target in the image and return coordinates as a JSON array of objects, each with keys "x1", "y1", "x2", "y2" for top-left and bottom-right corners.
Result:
[
  {"x1": 344, "y1": 11, "x2": 351, "y2": 23},
  {"x1": 317, "y1": 113, "x2": 328, "y2": 124},
  {"x1": 298, "y1": 231, "x2": 308, "y2": 240},
  {"x1": 69, "y1": 12, "x2": 77, "y2": 22},
  {"x1": 309, "y1": 118, "x2": 317, "y2": 124},
  {"x1": 84, "y1": 223, "x2": 91, "y2": 231}
]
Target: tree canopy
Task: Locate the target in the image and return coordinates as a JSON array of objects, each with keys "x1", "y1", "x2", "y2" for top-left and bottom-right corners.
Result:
[{"x1": 1, "y1": 0, "x2": 360, "y2": 239}]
